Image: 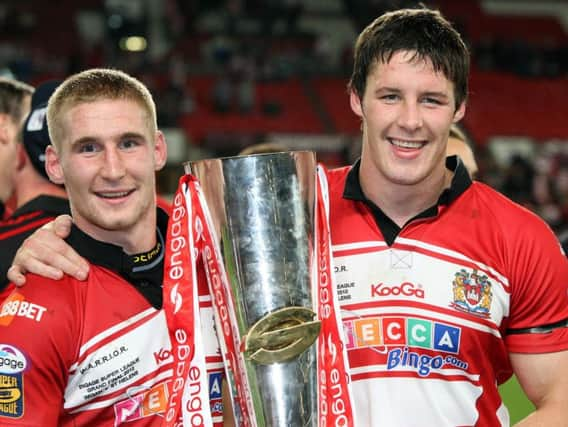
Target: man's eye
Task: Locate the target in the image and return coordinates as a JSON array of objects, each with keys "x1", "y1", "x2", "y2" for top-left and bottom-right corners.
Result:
[
  {"x1": 120, "y1": 139, "x2": 140, "y2": 149},
  {"x1": 422, "y1": 97, "x2": 442, "y2": 105},
  {"x1": 381, "y1": 94, "x2": 398, "y2": 101},
  {"x1": 79, "y1": 143, "x2": 98, "y2": 153}
]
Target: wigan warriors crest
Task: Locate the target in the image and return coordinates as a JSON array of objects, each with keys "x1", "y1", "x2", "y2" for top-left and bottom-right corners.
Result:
[{"x1": 450, "y1": 268, "x2": 493, "y2": 318}]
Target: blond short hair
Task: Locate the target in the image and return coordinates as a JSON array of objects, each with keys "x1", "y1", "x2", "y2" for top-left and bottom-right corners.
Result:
[{"x1": 46, "y1": 68, "x2": 157, "y2": 148}]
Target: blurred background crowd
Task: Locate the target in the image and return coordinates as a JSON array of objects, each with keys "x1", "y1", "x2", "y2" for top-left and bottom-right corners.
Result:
[{"x1": 1, "y1": 0, "x2": 567, "y2": 246}]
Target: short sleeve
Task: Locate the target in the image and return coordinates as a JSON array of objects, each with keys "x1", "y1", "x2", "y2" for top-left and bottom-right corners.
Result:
[{"x1": 0, "y1": 276, "x2": 80, "y2": 425}]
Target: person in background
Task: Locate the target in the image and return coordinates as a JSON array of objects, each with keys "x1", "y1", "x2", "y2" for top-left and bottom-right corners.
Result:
[
  {"x1": 446, "y1": 123, "x2": 478, "y2": 178},
  {"x1": 6, "y1": 6, "x2": 568, "y2": 426},
  {"x1": 0, "y1": 78, "x2": 33, "y2": 219},
  {"x1": 0, "y1": 81, "x2": 69, "y2": 295}
]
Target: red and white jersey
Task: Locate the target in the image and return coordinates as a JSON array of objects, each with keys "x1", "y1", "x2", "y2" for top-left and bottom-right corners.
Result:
[
  {"x1": 325, "y1": 160, "x2": 568, "y2": 427},
  {"x1": 0, "y1": 213, "x2": 224, "y2": 426},
  {"x1": 0, "y1": 271, "x2": 173, "y2": 426}
]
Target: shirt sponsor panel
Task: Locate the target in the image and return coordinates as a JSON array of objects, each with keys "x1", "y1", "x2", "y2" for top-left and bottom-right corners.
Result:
[
  {"x1": 0, "y1": 293, "x2": 47, "y2": 326},
  {"x1": 65, "y1": 311, "x2": 171, "y2": 408},
  {"x1": 113, "y1": 382, "x2": 168, "y2": 425},
  {"x1": 113, "y1": 369, "x2": 224, "y2": 425},
  {"x1": 0, "y1": 344, "x2": 27, "y2": 418},
  {"x1": 344, "y1": 316, "x2": 461, "y2": 354},
  {"x1": 334, "y1": 249, "x2": 510, "y2": 324},
  {"x1": 333, "y1": 251, "x2": 433, "y2": 305},
  {"x1": 344, "y1": 315, "x2": 468, "y2": 377}
]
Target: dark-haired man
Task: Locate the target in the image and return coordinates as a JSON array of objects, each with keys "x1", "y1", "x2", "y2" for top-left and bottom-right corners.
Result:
[{"x1": 324, "y1": 7, "x2": 567, "y2": 425}]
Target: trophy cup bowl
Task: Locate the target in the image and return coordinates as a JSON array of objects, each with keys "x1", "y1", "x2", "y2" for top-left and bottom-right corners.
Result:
[{"x1": 186, "y1": 151, "x2": 319, "y2": 426}]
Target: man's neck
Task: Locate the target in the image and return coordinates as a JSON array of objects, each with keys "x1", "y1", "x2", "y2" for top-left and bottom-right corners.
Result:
[{"x1": 359, "y1": 161, "x2": 452, "y2": 228}]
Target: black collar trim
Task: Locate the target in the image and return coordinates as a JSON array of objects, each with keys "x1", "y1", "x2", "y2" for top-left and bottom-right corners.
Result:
[
  {"x1": 65, "y1": 208, "x2": 168, "y2": 308},
  {"x1": 343, "y1": 156, "x2": 472, "y2": 245}
]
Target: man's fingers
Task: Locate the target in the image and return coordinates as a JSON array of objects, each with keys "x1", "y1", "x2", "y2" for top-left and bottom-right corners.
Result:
[
  {"x1": 42, "y1": 215, "x2": 88, "y2": 279},
  {"x1": 43, "y1": 245, "x2": 89, "y2": 281},
  {"x1": 8, "y1": 259, "x2": 64, "y2": 286},
  {"x1": 28, "y1": 231, "x2": 89, "y2": 280},
  {"x1": 10, "y1": 221, "x2": 89, "y2": 284},
  {"x1": 53, "y1": 214, "x2": 73, "y2": 238},
  {"x1": 7, "y1": 248, "x2": 66, "y2": 286},
  {"x1": 6, "y1": 265, "x2": 28, "y2": 286},
  {"x1": 13, "y1": 241, "x2": 88, "y2": 283}
]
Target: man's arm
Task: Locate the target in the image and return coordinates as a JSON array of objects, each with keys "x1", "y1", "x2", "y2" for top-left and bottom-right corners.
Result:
[
  {"x1": 7, "y1": 214, "x2": 89, "y2": 285},
  {"x1": 0, "y1": 276, "x2": 73, "y2": 425},
  {"x1": 511, "y1": 350, "x2": 568, "y2": 426}
]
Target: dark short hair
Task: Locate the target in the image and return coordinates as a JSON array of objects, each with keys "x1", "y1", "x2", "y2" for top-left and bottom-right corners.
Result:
[
  {"x1": 348, "y1": 7, "x2": 470, "y2": 110},
  {"x1": 0, "y1": 78, "x2": 34, "y2": 124}
]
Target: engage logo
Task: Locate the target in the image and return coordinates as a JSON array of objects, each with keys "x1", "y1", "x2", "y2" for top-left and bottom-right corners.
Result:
[{"x1": 0, "y1": 345, "x2": 27, "y2": 375}]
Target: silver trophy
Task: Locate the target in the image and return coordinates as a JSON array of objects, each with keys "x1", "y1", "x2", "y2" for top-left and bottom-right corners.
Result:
[{"x1": 186, "y1": 151, "x2": 320, "y2": 426}]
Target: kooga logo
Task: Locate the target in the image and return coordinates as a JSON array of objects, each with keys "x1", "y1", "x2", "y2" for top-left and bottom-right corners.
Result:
[{"x1": 371, "y1": 282, "x2": 424, "y2": 299}]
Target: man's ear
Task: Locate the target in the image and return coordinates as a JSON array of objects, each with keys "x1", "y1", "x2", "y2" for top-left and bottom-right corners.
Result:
[
  {"x1": 153, "y1": 131, "x2": 167, "y2": 172},
  {"x1": 453, "y1": 102, "x2": 466, "y2": 123},
  {"x1": 45, "y1": 145, "x2": 65, "y2": 185},
  {"x1": 349, "y1": 90, "x2": 364, "y2": 118},
  {"x1": 0, "y1": 114, "x2": 8, "y2": 144}
]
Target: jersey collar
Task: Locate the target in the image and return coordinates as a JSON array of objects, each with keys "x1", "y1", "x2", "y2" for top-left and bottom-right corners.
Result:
[
  {"x1": 343, "y1": 156, "x2": 472, "y2": 245},
  {"x1": 65, "y1": 208, "x2": 169, "y2": 308}
]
